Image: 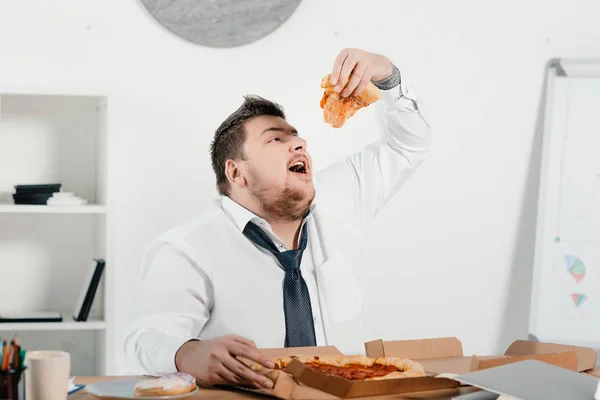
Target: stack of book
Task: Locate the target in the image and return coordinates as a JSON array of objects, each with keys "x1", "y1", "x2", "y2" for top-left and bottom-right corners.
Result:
[
  {"x1": 12, "y1": 183, "x2": 88, "y2": 206},
  {"x1": 12, "y1": 184, "x2": 61, "y2": 205}
]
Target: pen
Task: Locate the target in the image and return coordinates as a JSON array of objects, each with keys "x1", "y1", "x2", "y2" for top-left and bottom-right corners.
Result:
[
  {"x1": 19, "y1": 349, "x2": 26, "y2": 369},
  {"x1": 1, "y1": 340, "x2": 6, "y2": 371},
  {"x1": 9, "y1": 338, "x2": 15, "y2": 370},
  {"x1": 4, "y1": 343, "x2": 13, "y2": 371},
  {"x1": 69, "y1": 385, "x2": 85, "y2": 395}
]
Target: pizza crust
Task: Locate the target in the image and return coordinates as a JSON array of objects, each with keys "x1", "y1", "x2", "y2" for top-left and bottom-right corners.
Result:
[
  {"x1": 236, "y1": 356, "x2": 281, "y2": 382},
  {"x1": 272, "y1": 355, "x2": 425, "y2": 381}
]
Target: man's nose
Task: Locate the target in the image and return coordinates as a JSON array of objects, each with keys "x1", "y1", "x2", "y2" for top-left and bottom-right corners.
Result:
[{"x1": 291, "y1": 136, "x2": 307, "y2": 152}]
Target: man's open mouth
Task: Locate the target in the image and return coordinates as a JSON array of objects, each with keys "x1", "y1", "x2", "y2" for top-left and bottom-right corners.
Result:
[{"x1": 288, "y1": 160, "x2": 307, "y2": 174}]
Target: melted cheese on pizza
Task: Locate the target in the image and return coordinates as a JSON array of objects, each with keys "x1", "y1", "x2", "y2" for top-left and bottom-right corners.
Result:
[
  {"x1": 320, "y1": 90, "x2": 369, "y2": 128},
  {"x1": 304, "y1": 361, "x2": 400, "y2": 380}
]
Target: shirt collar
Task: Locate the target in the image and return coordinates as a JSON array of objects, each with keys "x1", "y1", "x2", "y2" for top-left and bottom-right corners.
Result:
[{"x1": 221, "y1": 195, "x2": 316, "y2": 233}]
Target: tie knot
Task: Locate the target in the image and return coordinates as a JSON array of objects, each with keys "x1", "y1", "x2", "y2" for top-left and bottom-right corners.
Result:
[
  {"x1": 276, "y1": 250, "x2": 303, "y2": 272},
  {"x1": 243, "y1": 221, "x2": 308, "y2": 272}
]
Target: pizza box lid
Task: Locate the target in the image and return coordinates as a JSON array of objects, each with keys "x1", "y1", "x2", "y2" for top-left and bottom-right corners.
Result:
[
  {"x1": 364, "y1": 337, "x2": 597, "y2": 375},
  {"x1": 504, "y1": 340, "x2": 597, "y2": 372}
]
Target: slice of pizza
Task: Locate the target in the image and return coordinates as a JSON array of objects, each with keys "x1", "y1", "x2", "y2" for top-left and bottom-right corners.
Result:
[
  {"x1": 320, "y1": 74, "x2": 382, "y2": 128},
  {"x1": 272, "y1": 355, "x2": 425, "y2": 381}
]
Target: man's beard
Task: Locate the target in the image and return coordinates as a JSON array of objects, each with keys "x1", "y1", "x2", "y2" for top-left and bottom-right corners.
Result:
[{"x1": 248, "y1": 173, "x2": 315, "y2": 222}]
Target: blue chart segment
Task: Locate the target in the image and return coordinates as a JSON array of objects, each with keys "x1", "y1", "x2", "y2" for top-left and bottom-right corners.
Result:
[{"x1": 554, "y1": 255, "x2": 586, "y2": 284}]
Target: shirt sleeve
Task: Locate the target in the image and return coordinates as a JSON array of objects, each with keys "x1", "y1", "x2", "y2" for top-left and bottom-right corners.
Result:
[
  {"x1": 118, "y1": 242, "x2": 212, "y2": 375},
  {"x1": 314, "y1": 72, "x2": 431, "y2": 233}
]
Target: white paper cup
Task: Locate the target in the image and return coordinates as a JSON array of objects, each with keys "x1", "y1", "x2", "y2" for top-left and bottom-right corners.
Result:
[{"x1": 25, "y1": 351, "x2": 70, "y2": 400}]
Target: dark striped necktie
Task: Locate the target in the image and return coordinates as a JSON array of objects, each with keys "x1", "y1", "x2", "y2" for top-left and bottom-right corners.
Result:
[{"x1": 242, "y1": 222, "x2": 317, "y2": 347}]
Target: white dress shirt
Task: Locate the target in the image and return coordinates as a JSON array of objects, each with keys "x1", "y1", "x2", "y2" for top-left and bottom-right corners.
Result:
[
  {"x1": 220, "y1": 198, "x2": 328, "y2": 347},
  {"x1": 119, "y1": 77, "x2": 431, "y2": 375}
]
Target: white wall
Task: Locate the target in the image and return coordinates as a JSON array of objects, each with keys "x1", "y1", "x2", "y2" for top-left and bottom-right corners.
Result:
[{"x1": 1, "y1": 0, "x2": 599, "y2": 373}]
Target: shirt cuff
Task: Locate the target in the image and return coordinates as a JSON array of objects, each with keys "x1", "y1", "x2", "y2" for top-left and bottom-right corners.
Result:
[
  {"x1": 373, "y1": 65, "x2": 420, "y2": 112},
  {"x1": 163, "y1": 336, "x2": 200, "y2": 373},
  {"x1": 372, "y1": 64, "x2": 401, "y2": 90},
  {"x1": 379, "y1": 79, "x2": 420, "y2": 112}
]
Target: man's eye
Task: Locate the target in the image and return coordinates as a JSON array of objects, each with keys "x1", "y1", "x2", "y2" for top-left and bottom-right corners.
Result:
[{"x1": 269, "y1": 137, "x2": 280, "y2": 143}]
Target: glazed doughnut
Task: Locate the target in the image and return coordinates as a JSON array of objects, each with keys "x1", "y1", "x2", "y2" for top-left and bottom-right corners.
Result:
[{"x1": 133, "y1": 372, "x2": 196, "y2": 397}]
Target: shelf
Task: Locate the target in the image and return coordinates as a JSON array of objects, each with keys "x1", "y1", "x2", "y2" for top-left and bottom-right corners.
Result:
[
  {"x1": 0, "y1": 204, "x2": 107, "y2": 214},
  {"x1": 0, "y1": 84, "x2": 108, "y2": 97},
  {"x1": 0, "y1": 314, "x2": 106, "y2": 331}
]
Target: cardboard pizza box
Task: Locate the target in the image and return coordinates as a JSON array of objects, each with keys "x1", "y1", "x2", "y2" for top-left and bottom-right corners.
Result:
[
  {"x1": 283, "y1": 358, "x2": 457, "y2": 399},
  {"x1": 364, "y1": 337, "x2": 597, "y2": 375},
  {"x1": 239, "y1": 344, "x2": 458, "y2": 399}
]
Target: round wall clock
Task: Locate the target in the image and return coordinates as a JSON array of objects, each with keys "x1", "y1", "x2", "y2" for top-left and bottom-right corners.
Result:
[{"x1": 140, "y1": 0, "x2": 303, "y2": 48}]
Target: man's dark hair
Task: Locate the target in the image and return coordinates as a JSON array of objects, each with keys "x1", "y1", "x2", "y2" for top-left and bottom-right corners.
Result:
[{"x1": 210, "y1": 95, "x2": 286, "y2": 196}]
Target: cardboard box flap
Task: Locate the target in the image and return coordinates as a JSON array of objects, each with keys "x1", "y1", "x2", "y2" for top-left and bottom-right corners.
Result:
[
  {"x1": 260, "y1": 346, "x2": 342, "y2": 359},
  {"x1": 421, "y1": 352, "x2": 579, "y2": 376},
  {"x1": 587, "y1": 367, "x2": 600, "y2": 378},
  {"x1": 417, "y1": 356, "x2": 476, "y2": 375},
  {"x1": 505, "y1": 340, "x2": 597, "y2": 371},
  {"x1": 365, "y1": 337, "x2": 463, "y2": 360},
  {"x1": 475, "y1": 351, "x2": 579, "y2": 372}
]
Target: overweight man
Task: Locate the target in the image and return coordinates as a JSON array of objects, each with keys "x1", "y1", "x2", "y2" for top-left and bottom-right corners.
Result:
[{"x1": 120, "y1": 47, "x2": 430, "y2": 390}]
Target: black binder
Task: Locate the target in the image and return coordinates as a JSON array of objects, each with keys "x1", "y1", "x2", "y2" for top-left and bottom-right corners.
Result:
[
  {"x1": 0, "y1": 312, "x2": 63, "y2": 323},
  {"x1": 73, "y1": 259, "x2": 105, "y2": 322}
]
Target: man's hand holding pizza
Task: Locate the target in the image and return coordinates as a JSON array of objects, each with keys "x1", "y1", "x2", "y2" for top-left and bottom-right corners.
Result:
[
  {"x1": 329, "y1": 48, "x2": 394, "y2": 98},
  {"x1": 175, "y1": 335, "x2": 275, "y2": 389}
]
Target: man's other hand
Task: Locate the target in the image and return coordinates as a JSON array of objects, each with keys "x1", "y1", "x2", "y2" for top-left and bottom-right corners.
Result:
[{"x1": 175, "y1": 334, "x2": 275, "y2": 389}]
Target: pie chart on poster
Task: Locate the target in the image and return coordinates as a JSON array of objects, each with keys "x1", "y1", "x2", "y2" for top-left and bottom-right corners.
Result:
[
  {"x1": 562, "y1": 293, "x2": 592, "y2": 318},
  {"x1": 553, "y1": 255, "x2": 586, "y2": 285},
  {"x1": 140, "y1": 0, "x2": 303, "y2": 48}
]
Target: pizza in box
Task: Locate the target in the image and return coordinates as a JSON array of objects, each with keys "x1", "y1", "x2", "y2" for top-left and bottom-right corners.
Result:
[{"x1": 239, "y1": 354, "x2": 425, "y2": 382}]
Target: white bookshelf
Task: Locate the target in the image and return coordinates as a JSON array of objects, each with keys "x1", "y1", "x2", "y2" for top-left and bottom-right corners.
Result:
[
  {"x1": 0, "y1": 205, "x2": 107, "y2": 214},
  {"x1": 0, "y1": 85, "x2": 113, "y2": 376},
  {"x1": 0, "y1": 314, "x2": 106, "y2": 331}
]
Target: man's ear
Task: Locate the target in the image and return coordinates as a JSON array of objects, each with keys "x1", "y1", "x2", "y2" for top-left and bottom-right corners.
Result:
[{"x1": 225, "y1": 159, "x2": 247, "y2": 189}]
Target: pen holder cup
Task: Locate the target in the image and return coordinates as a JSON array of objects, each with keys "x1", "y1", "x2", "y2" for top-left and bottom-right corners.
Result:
[{"x1": 0, "y1": 368, "x2": 25, "y2": 400}]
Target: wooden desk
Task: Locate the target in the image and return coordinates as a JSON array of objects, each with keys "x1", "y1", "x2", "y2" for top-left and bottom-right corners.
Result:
[{"x1": 70, "y1": 377, "x2": 480, "y2": 399}]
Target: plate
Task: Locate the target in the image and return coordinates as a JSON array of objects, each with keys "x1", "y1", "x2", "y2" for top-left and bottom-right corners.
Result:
[{"x1": 85, "y1": 379, "x2": 198, "y2": 399}]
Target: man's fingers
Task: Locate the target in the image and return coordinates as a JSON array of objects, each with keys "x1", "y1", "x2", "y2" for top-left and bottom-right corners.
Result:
[
  {"x1": 342, "y1": 63, "x2": 368, "y2": 98},
  {"x1": 336, "y1": 55, "x2": 358, "y2": 94},
  {"x1": 206, "y1": 371, "x2": 228, "y2": 386},
  {"x1": 350, "y1": 71, "x2": 372, "y2": 97},
  {"x1": 217, "y1": 365, "x2": 256, "y2": 388},
  {"x1": 223, "y1": 356, "x2": 274, "y2": 389},
  {"x1": 231, "y1": 343, "x2": 274, "y2": 369},
  {"x1": 216, "y1": 367, "x2": 237, "y2": 384},
  {"x1": 229, "y1": 335, "x2": 257, "y2": 348},
  {"x1": 330, "y1": 50, "x2": 349, "y2": 86}
]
